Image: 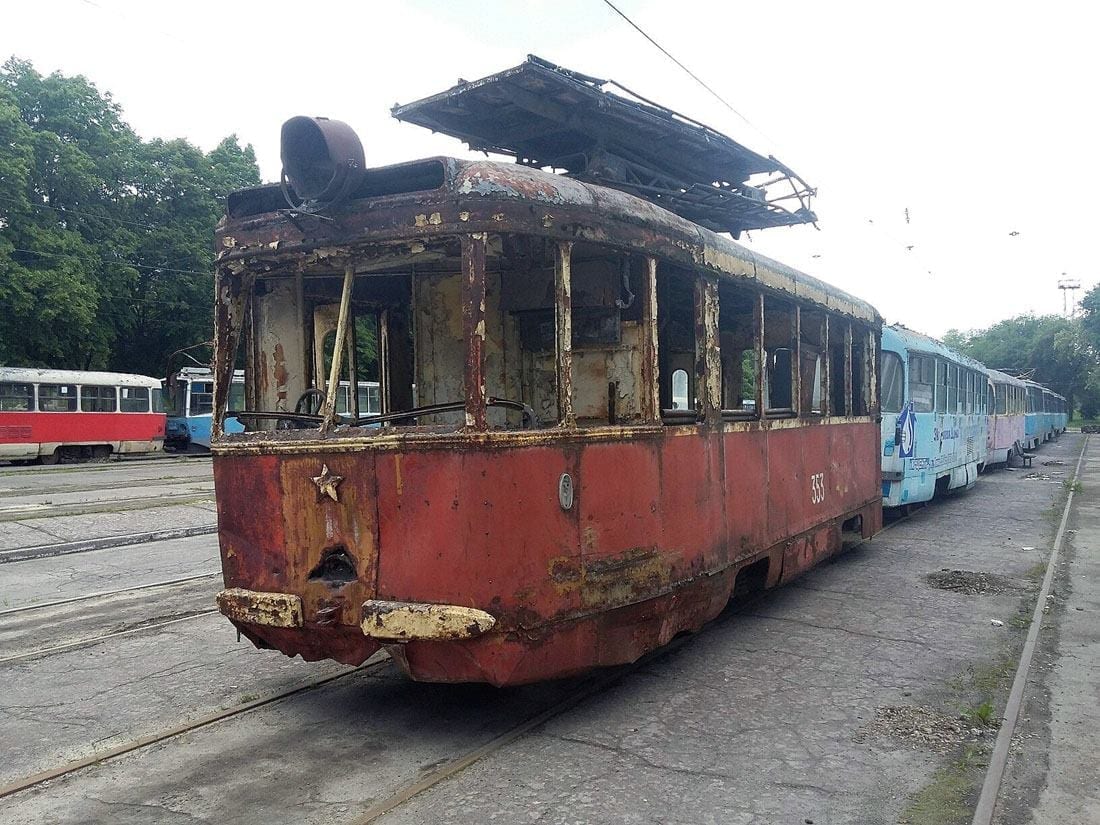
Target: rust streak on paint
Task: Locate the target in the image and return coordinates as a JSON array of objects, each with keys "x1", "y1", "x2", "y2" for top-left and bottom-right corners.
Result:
[
  {"x1": 555, "y1": 240, "x2": 575, "y2": 427},
  {"x1": 461, "y1": 233, "x2": 488, "y2": 431}
]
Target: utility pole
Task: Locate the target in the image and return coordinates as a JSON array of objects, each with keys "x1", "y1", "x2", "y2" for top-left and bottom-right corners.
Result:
[{"x1": 1058, "y1": 276, "x2": 1081, "y2": 317}]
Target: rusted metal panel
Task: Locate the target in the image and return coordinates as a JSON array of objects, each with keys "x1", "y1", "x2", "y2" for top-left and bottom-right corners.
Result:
[
  {"x1": 641, "y1": 257, "x2": 660, "y2": 423},
  {"x1": 461, "y1": 234, "x2": 488, "y2": 431},
  {"x1": 216, "y1": 588, "x2": 303, "y2": 628},
  {"x1": 214, "y1": 159, "x2": 880, "y2": 326},
  {"x1": 361, "y1": 600, "x2": 496, "y2": 641},
  {"x1": 216, "y1": 420, "x2": 880, "y2": 684},
  {"x1": 554, "y1": 241, "x2": 575, "y2": 427}
]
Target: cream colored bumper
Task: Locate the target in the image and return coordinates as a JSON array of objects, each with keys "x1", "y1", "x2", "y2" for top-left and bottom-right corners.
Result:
[
  {"x1": 216, "y1": 588, "x2": 303, "y2": 628},
  {"x1": 361, "y1": 600, "x2": 496, "y2": 641},
  {"x1": 216, "y1": 588, "x2": 496, "y2": 641}
]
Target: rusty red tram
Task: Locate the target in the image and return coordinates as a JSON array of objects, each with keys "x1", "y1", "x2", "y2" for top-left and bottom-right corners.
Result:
[{"x1": 210, "y1": 67, "x2": 882, "y2": 686}]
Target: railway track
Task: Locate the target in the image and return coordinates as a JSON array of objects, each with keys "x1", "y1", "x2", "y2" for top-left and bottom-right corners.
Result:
[
  {"x1": 0, "y1": 524, "x2": 217, "y2": 564},
  {"x1": 0, "y1": 608, "x2": 219, "y2": 667},
  {"x1": 0, "y1": 656, "x2": 387, "y2": 801},
  {"x1": 0, "y1": 454, "x2": 209, "y2": 476},
  {"x1": 0, "y1": 570, "x2": 219, "y2": 617}
]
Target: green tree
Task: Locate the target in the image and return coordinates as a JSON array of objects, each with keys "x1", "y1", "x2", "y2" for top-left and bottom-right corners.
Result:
[
  {"x1": 0, "y1": 57, "x2": 260, "y2": 377},
  {"x1": 945, "y1": 313, "x2": 1092, "y2": 415}
]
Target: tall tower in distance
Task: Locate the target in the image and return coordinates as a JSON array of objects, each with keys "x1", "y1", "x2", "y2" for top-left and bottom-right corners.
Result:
[{"x1": 1058, "y1": 276, "x2": 1081, "y2": 317}]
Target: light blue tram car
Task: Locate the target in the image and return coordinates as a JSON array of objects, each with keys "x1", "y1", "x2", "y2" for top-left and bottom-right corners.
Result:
[
  {"x1": 1040, "y1": 388, "x2": 1067, "y2": 442},
  {"x1": 1022, "y1": 381, "x2": 1046, "y2": 450},
  {"x1": 165, "y1": 367, "x2": 245, "y2": 451},
  {"x1": 880, "y1": 325, "x2": 989, "y2": 508},
  {"x1": 1051, "y1": 392, "x2": 1068, "y2": 435}
]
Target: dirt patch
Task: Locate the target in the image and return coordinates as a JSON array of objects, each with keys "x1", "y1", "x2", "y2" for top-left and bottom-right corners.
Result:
[
  {"x1": 926, "y1": 569, "x2": 1022, "y2": 596},
  {"x1": 855, "y1": 705, "x2": 990, "y2": 754}
]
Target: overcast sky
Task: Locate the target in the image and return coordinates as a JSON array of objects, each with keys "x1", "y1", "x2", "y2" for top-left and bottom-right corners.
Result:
[{"x1": 4, "y1": 0, "x2": 1096, "y2": 336}]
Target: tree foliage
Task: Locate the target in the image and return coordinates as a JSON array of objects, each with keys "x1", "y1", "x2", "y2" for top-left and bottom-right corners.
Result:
[
  {"x1": 0, "y1": 57, "x2": 260, "y2": 377},
  {"x1": 944, "y1": 312, "x2": 1097, "y2": 417}
]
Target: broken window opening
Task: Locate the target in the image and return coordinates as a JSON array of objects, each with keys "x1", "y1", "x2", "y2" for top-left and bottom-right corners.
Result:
[
  {"x1": 718, "y1": 280, "x2": 758, "y2": 420},
  {"x1": 828, "y1": 318, "x2": 849, "y2": 417},
  {"x1": 657, "y1": 262, "x2": 698, "y2": 425},
  {"x1": 763, "y1": 296, "x2": 796, "y2": 416},
  {"x1": 850, "y1": 326, "x2": 869, "y2": 417},
  {"x1": 799, "y1": 309, "x2": 826, "y2": 416}
]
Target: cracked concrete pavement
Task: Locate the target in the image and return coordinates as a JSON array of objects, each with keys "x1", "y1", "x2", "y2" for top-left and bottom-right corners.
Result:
[{"x1": 0, "y1": 436, "x2": 1090, "y2": 824}]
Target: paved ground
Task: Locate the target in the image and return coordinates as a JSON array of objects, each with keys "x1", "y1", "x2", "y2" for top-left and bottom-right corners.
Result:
[
  {"x1": 0, "y1": 457, "x2": 214, "y2": 551},
  {"x1": 996, "y1": 435, "x2": 1100, "y2": 823},
  {"x1": 0, "y1": 436, "x2": 1093, "y2": 824}
]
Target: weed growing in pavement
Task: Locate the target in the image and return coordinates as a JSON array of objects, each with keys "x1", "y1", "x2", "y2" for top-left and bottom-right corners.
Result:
[
  {"x1": 962, "y1": 700, "x2": 997, "y2": 727},
  {"x1": 1062, "y1": 479, "x2": 1082, "y2": 493},
  {"x1": 1025, "y1": 561, "x2": 1047, "y2": 581},
  {"x1": 239, "y1": 693, "x2": 260, "y2": 704},
  {"x1": 1008, "y1": 613, "x2": 1032, "y2": 629}
]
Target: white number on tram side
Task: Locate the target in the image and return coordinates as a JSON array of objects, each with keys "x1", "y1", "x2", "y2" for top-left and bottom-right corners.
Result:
[{"x1": 810, "y1": 472, "x2": 826, "y2": 504}]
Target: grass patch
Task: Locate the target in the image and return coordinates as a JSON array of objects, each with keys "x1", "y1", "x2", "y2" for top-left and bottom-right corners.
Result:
[
  {"x1": 1062, "y1": 479, "x2": 1083, "y2": 493},
  {"x1": 1025, "y1": 561, "x2": 1047, "y2": 581},
  {"x1": 899, "y1": 745, "x2": 989, "y2": 825}
]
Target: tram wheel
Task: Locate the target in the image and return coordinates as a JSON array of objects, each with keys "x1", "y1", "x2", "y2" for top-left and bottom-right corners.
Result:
[
  {"x1": 37, "y1": 450, "x2": 59, "y2": 466},
  {"x1": 90, "y1": 445, "x2": 112, "y2": 462}
]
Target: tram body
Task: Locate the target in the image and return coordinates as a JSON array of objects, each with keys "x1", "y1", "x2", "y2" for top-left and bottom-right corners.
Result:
[
  {"x1": 0, "y1": 368, "x2": 165, "y2": 463},
  {"x1": 880, "y1": 326, "x2": 988, "y2": 508},
  {"x1": 1023, "y1": 381, "x2": 1045, "y2": 449},
  {"x1": 165, "y1": 367, "x2": 245, "y2": 451},
  {"x1": 985, "y1": 369, "x2": 1027, "y2": 466},
  {"x1": 209, "y1": 157, "x2": 883, "y2": 685}
]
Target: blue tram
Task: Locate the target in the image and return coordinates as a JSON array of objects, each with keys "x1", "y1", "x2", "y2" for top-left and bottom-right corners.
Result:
[
  {"x1": 167, "y1": 367, "x2": 385, "y2": 450},
  {"x1": 165, "y1": 367, "x2": 245, "y2": 451},
  {"x1": 880, "y1": 326, "x2": 989, "y2": 508}
]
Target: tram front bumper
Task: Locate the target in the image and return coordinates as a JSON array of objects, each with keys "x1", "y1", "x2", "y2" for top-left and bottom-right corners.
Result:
[
  {"x1": 360, "y1": 600, "x2": 496, "y2": 641},
  {"x1": 216, "y1": 589, "x2": 496, "y2": 641},
  {"x1": 216, "y1": 588, "x2": 303, "y2": 628}
]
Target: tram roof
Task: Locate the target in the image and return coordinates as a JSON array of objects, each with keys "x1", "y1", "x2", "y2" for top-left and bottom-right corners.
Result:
[
  {"x1": 0, "y1": 367, "x2": 161, "y2": 388},
  {"x1": 883, "y1": 324, "x2": 987, "y2": 373},
  {"x1": 986, "y1": 368, "x2": 1028, "y2": 388},
  {"x1": 390, "y1": 56, "x2": 817, "y2": 236},
  {"x1": 220, "y1": 158, "x2": 879, "y2": 324}
]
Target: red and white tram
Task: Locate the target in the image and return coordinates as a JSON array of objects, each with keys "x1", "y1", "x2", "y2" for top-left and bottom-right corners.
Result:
[{"x1": 0, "y1": 368, "x2": 166, "y2": 464}]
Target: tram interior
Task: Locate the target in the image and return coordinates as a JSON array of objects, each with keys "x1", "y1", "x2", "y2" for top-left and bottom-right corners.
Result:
[{"x1": 232, "y1": 233, "x2": 872, "y2": 436}]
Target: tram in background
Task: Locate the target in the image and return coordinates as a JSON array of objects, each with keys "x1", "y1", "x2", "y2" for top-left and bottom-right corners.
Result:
[
  {"x1": 0, "y1": 368, "x2": 165, "y2": 464},
  {"x1": 880, "y1": 325, "x2": 988, "y2": 508},
  {"x1": 166, "y1": 367, "x2": 382, "y2": 451},
  {"x1": 207, "y1": 58, "x2": 883, "y2": 686},
  {"x1": 165, "y1": 367, "x2": 244, "y2": 451},
  {"x1": 985, "y1": 369, "x2": 1027, "y2": 466},
  {"x1": 1042, "y1": 388, "x2": 1068, "y2": 441}
]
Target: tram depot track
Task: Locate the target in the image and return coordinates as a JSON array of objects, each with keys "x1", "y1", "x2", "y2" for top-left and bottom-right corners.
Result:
[
  {"x1": 0, "y1": 439, "x2": 1084, "y2": 820},
  {"x1": 0, "y1": 570, "x2": 219, "y2": 617},
  {"x1": 0, "y1": 524, "x2": 218, "y2": 564}
]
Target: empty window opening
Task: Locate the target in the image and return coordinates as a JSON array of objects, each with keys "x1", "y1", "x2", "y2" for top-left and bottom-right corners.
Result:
[
  {"x1": 763, "y1": 297, "x2": 796, "y2": 415},
  {"x1": 719, "y1": 282, "x2": 758, "y2": 419},
  {"x1": 828, "y1": 320, "x2": 848, "y2": 416},
  {"x1": 657, "y1": 263, "x2": 697, "y2": 424},
  {"x1": 800, "y1": 309, "x2": 826, "y2": 415},
  {"x1": 850, "y1": 328, "x2": 869, "y2": 416}
]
